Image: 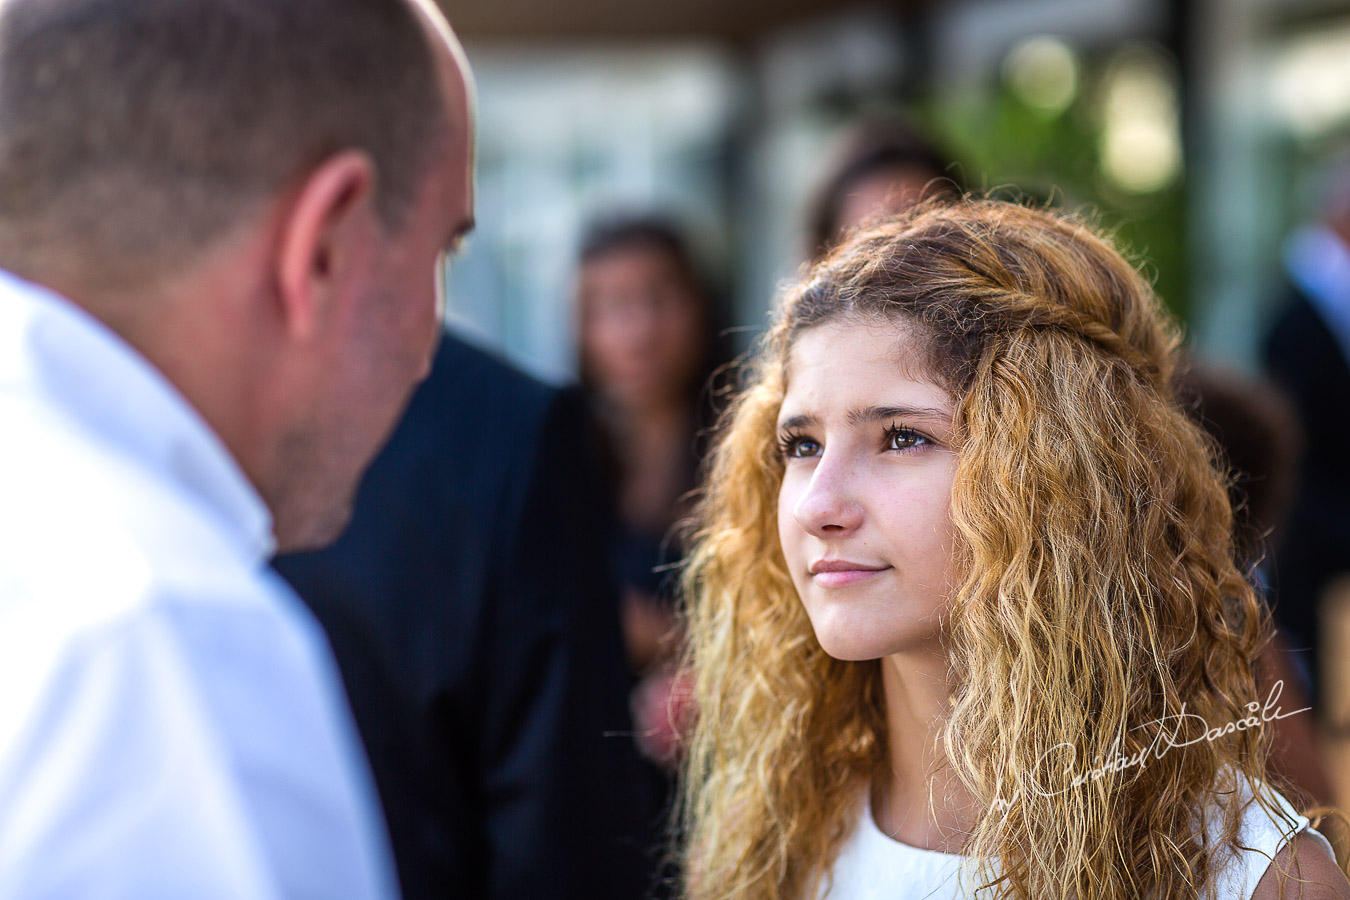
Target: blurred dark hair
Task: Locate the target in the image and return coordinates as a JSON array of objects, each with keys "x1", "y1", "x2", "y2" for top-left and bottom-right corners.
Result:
[
  {"x1": 581, "y1": 216, "x2": 695, "y2": 273},
  {"x1": 806, "y1": 116, "x2": 959, "y2": 260},
  {"x1": 1175, "y1": 359, "x2": 1303, "y2": 569}
]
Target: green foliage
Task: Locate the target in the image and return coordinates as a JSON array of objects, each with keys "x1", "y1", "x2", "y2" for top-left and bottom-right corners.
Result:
[{"x1": 917, "y1": 63, "x2": 1190, "y2": 323}]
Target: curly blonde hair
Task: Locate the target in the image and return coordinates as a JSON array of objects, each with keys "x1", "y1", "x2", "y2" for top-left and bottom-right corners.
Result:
[{"x1": 679, "y1": 198, "x2": 1284, "y2": 899}]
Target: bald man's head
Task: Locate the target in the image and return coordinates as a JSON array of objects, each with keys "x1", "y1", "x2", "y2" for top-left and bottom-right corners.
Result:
[{"x1": 0, "y1": 0, "x2": 453, "y2": 292}]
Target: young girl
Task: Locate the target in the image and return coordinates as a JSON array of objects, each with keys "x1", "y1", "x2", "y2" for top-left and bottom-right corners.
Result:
[{"x1": 679, "y1": 199, "x2": 1349, "y2": 899}]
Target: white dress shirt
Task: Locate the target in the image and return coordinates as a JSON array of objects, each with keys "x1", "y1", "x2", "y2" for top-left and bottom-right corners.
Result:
[{"x1": 0, "y1": 269, "x2": 400, "y2": 898}]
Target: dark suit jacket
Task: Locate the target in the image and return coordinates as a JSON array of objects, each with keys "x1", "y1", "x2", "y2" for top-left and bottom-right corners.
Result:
[
  {"x1": 1263, "y1": 288, "x2": 1350, "y2": 677},
  {"x1": 275, "y1": 335, "x2": 659, "y2": 899}
]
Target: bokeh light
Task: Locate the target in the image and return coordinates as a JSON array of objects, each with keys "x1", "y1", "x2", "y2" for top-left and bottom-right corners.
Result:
[
  {"x1": 1098, "y1": 43, "x2": 1181, "y2": 195},
  {"x1": 1271, "y1": 22, "x2": 1350, "y2": 139},
  {"x1": 1003, "y1": 35, "x2": 1079, "y2": 115}
]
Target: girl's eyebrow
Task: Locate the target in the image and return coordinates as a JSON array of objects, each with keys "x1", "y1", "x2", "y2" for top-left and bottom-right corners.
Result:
[
  {"x1": 778, "y1": 404, "x2": 951, "y2": 433},
  {"x1": 777, "y1": 413, "x2": 817, "y2": 431},
  {"x1": 846, "y1": 404, "x2": 951, "y2": 427}
]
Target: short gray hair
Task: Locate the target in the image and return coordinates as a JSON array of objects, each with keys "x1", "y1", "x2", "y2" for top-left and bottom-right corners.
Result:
[{"x1": 0, "y1": 0, "x2": 450, "y2": 286}]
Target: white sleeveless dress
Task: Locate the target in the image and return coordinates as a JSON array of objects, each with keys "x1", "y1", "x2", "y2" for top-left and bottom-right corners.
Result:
[{"x1": 820, "y1": 778, "x2": 1334, "y2": 900}]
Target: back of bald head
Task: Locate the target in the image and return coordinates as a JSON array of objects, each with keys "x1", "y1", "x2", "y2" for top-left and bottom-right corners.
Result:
[{"x1": 0, "y1": 0, "x2": 451, "y2": 294}]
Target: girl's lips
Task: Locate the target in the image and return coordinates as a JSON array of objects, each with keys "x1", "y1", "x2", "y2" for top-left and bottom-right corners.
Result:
[{"x1": 809, "y1": 563, "x2": 891, "y2": 587}]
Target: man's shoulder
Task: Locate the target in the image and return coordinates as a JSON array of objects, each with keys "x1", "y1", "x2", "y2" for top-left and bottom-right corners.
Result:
[
  {"x1": 0, "y1": 406, "x2": 331, "y2": 769},
  {"x1": 0, "y1": 402, "x2": 281, "y2": 628},
  {"x1": 0, "y1": 425, "x2": 305, "y2": 721}
]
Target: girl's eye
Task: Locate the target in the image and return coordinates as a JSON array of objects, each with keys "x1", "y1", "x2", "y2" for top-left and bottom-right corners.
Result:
[
  {"x1": 884, "y1": 424, "x2": 928, "y2": 451},
  {"x1": 778, "y1": 432, "x2": 821, "y2": 459}
]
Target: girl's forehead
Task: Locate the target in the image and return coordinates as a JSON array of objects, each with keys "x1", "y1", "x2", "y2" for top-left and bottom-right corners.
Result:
[
  {"x1": 783, "y1": 317, "x2": 942, "y2": 390},
  {"x1": 778, "y1": 320, "x2": 955, "y2": 428}
]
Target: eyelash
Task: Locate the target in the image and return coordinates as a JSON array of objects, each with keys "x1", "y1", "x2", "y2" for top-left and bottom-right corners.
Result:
[
  {"x1": 777, "y1": 422, "x2": 930, "y2": 458},
  {"x1": 883, "y1": 422, "x2": 929, "y2": 451},
  {"x1": 777, "y1": 429, "x2": 818, "y2": 459}
]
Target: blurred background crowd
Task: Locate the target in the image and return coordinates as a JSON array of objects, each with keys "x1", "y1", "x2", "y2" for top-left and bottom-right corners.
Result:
[
  {"x1": 281, "y1": 0, "x2": 1350, "y2": 894},
  {"x1": 446, "y1": 0, "x2": 1342, "y2": 374}
]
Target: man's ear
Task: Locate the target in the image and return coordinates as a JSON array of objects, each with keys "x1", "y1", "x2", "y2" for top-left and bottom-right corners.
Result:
[{"x1": 274, "y1": 151, "x2": 378, "y2": 342}]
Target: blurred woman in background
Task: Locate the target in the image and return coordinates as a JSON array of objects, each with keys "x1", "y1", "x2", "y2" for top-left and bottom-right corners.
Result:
[{"x1": 575, "y1": 215, "x2": 726, "y2": 764}]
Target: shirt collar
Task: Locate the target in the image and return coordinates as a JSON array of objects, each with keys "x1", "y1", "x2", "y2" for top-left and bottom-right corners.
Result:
[
  {"x1": 1283, "y1": 225, "x2": 1350, "y2": 366},
  {"x1": 0, "y1": 267, "x2": 276, "y2": 561}
]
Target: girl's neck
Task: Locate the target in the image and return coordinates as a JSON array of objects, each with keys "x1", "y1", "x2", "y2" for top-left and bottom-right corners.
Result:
[{"x1": 875, "y1": 651, "x2": 979, "y2": 854}]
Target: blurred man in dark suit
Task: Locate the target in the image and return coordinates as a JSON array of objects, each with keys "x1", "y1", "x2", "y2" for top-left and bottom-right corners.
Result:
[
  {"x1": 1263, "y1": 169, "x2": 1350, "y2": 698},
  {"x1": 276, "y1": 333, "x2": 660, "y2": 899}
]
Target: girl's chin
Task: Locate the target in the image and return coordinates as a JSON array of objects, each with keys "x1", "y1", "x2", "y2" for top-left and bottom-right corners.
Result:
[
  {"x1": 805, "y1": 606, "x2": 943, "y2": 661},
  {"x1": 808, "y1": 625, "x2": 895, "y2": 662}
]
